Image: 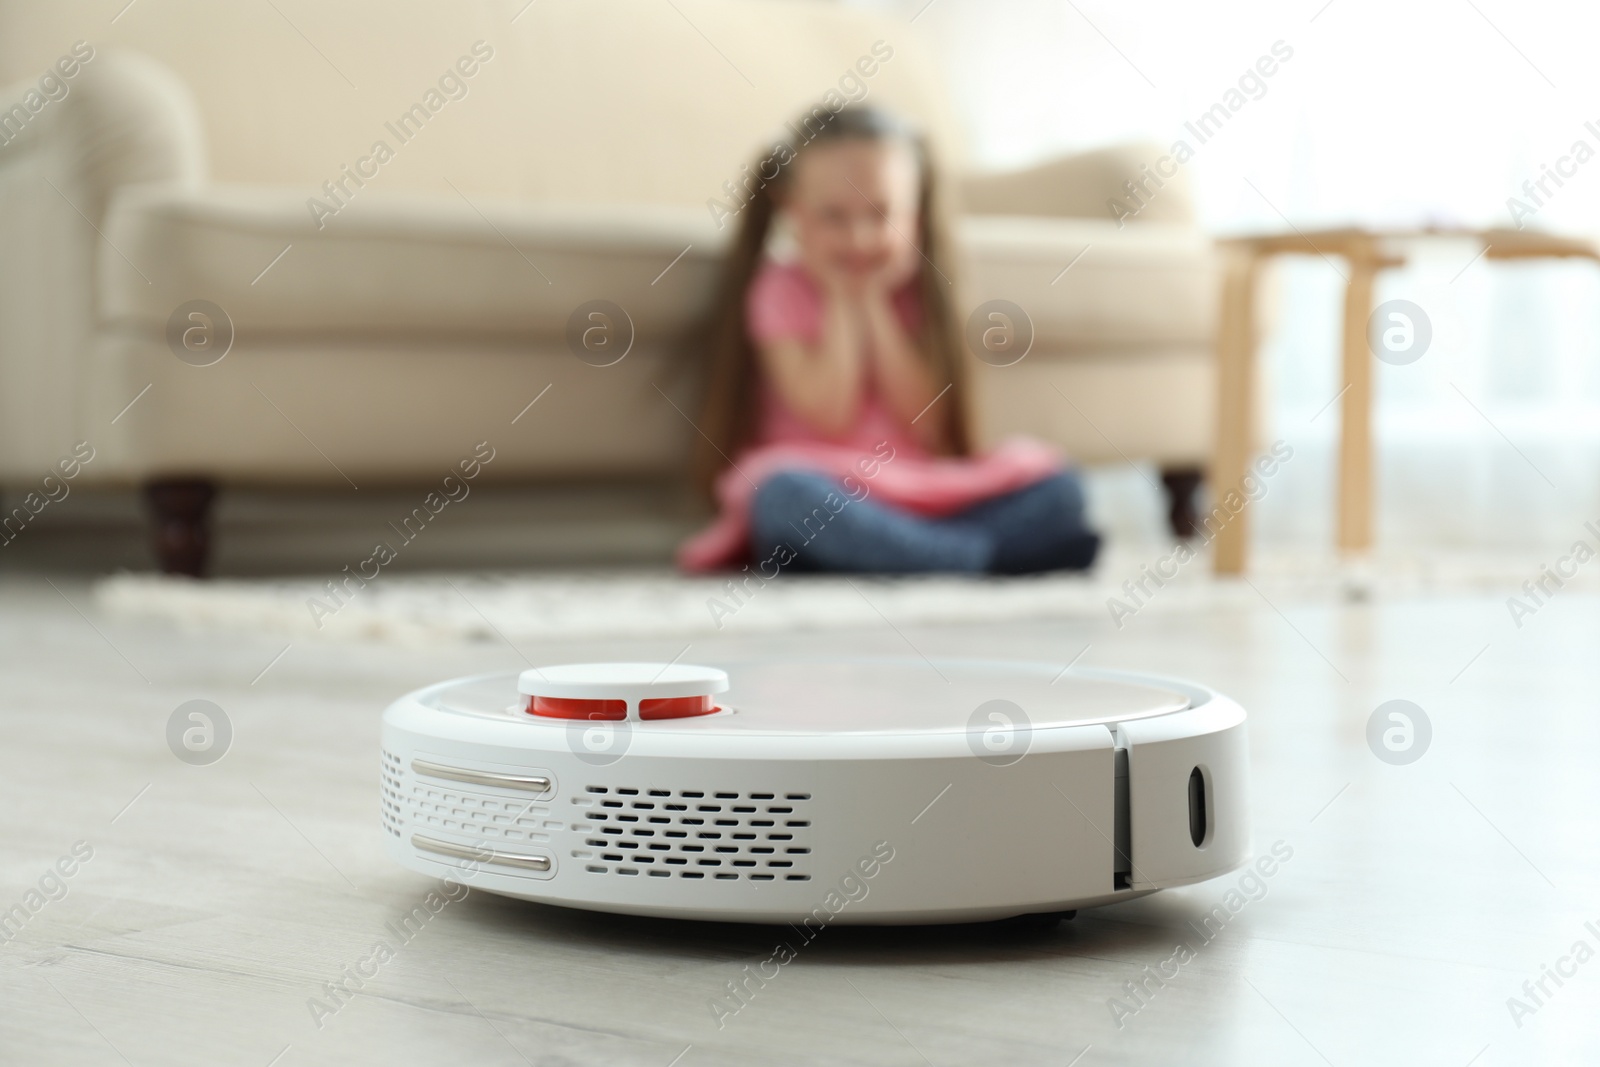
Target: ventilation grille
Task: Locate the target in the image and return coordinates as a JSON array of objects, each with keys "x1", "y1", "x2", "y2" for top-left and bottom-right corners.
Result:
[
  {"x1": 380, "y1": 749, "x2": 553, "y2": 843},
  {"x1": 380, "y1": 750, "x2": 405, "y2": 838},
  {"x1": 570, "y1": 786, "x2": 814, "y2": 881}
]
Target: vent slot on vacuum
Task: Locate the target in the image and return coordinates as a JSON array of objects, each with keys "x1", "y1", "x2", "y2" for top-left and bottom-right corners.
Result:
[
  {"x1": 380, "y1": 750, "x2": 405, "y2": 839},
  {"x1": 571, "y1": 786, "x2": 814, "y2": 881}
]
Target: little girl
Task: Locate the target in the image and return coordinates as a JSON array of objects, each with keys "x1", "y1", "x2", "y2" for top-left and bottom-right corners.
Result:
[{"x1": 678, "y1": 106, "x2": 1100, "y2": 575}]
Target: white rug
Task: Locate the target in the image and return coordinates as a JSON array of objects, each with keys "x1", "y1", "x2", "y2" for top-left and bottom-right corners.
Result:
[{"x1": 92, "y1": 546, "x2": 1567, "y2": 646}]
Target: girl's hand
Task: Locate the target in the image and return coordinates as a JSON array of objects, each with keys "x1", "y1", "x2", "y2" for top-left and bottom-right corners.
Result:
[
  {"x1": 857, "y1": 249, "x2": 920, "y2": 322},
  {"x1": 856, "y1": 261, "x2": 893, "y2": 305},
  {"x1": 858, "y1": 256, "x2": 945, "y2": 451},
  {"x1": 798, "y1": 247, "x2": 858, "y2": 303},
  {"x1": 755, "y1": 259, "x2": 869, "y2": 442}
]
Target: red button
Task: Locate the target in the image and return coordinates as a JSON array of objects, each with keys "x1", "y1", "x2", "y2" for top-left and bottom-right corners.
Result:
[
  {"x1": 640, "y1": 695, "x2": 719, "y2": 720},
  {"x1": 526, "y1": 696, "x2": 625, "y2": 720},
  {"x1": 525, "y1": 694, "x2": 720, "y2": 720}
]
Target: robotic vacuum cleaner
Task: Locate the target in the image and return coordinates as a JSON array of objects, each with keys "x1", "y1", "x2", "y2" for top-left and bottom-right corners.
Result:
[{"x1": 380, "y1": 659, "x2": 1250, "y2": 924}]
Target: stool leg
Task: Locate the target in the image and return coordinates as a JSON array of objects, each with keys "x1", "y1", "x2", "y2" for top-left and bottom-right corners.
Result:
[
  {"x1": 1211, "y1": 246, "x2": 1259, "y2": 574},
  {"x1": 1338, "y1": 256, "x2": 1379, "y2": 555}
]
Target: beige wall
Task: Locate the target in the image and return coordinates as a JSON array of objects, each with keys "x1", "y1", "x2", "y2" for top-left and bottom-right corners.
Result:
[{"x1": 0, "y1": 0, "x2": 964, "y2": 207}]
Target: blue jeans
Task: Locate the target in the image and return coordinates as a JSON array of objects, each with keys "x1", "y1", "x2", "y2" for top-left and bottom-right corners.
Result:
[{"x1": 747, "y1": 469, "x2": 1101, "y2": 574}]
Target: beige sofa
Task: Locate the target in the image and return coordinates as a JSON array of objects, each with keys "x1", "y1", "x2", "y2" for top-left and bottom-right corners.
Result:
[{"x1": 0, "y1": 0, "x2": 1215, "y2": 574}]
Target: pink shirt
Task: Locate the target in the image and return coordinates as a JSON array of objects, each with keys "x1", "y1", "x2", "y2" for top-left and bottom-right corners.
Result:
[{"x1": 744, "y1": 259, "x2": 928, "y2": 458}]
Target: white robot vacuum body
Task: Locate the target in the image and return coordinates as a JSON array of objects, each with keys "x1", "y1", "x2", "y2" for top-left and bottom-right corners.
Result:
[{"x1": 380, "y1": 660, "x2": 1249, "y2": 924}]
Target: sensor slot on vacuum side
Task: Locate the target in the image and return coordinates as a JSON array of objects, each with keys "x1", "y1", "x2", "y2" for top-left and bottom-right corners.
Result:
[
  {"x1": 1188, "y1": 766, "x2": 1209, "y2": 848},
  {"x1": 1112, "y1": 744, "x2": 1132, "y2": 890}
]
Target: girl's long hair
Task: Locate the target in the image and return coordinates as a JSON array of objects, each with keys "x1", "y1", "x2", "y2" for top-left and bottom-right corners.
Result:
[{"x1": 690, "y1": 106, "x2": 972, "y2": 498}]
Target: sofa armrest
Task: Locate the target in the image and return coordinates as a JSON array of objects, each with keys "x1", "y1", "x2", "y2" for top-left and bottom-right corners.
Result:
[
  {"x1": 0, "y1": 48, "x2": 204, "y2": 478},
  {"x1": 959, "y1": 141, "x2": 1196, "y2": 226},
  {"x1": 959, "y1": 215, "x2": 1214, "y2": 351}
]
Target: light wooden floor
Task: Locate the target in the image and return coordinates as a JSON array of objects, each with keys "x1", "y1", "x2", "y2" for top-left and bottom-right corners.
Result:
[{"x1": 2, "y1": 573, "x2": 1596, "y2": 1066}]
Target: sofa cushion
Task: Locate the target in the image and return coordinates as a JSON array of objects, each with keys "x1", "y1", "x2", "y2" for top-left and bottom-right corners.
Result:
[
  {"x1": 104, "y1": 185, "x2": 1213, "y2": 353},
  {"x1": 101, "y1": 185, "x2": 727, "y2": 342}
]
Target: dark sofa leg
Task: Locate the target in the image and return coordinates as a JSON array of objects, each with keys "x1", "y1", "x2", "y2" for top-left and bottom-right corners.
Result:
[
  {"x1": 143, "y1": 478, "x2": 217, "y2": 577},
  {"x1": 1159, "y1": 466, "x2": 1204, "y2": 540}
]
